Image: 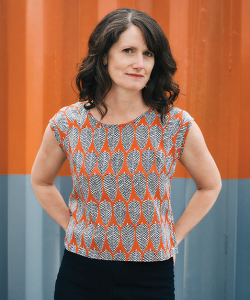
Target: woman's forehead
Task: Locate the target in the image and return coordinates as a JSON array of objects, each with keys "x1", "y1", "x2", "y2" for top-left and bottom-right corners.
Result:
[{"x1": 114, "y1": 25, "x2": 148, "y2": 49}]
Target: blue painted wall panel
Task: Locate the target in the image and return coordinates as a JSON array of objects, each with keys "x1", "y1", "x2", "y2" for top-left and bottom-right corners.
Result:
[
  {"x1": 8, "y1": 175, "x2": 26, "y2": 300},
  {"x1": 183, "y1": 180, "x2": 237, "y2": 300},
  {"x1": 25, "y1": 176, "x2": 43, "y2": 300},
  {"x1": 0, "y1": 176, "x2": 249, "y2": 300},
  {"x1": 171, "y1": 178, "x2": 191, "y2": 300},
  {"x1": 42, "y1": 177, "x2": 72, "y2": 300},
  {"x1": 0, "y1": 176, "x2": 8, "y2": 300},
  {"x1": 235, "y1": 180, "x2": 250, "y2": 300},
  {"x1": 224, "y1": 180, "x2": 238, "y2": 300}
]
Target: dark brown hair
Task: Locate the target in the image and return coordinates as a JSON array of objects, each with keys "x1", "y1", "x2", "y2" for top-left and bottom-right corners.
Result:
[{"x1": 75, "y1": 8, "x2": 180, "y2": 121}]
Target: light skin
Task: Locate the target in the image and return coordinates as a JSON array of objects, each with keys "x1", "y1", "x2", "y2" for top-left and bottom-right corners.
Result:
[
  {"x1": 90, "y1": 25, "x2": 154, "y2": 124},
  {"x1": 31, "y1": 25, "x2": 222, "y2": 266}
]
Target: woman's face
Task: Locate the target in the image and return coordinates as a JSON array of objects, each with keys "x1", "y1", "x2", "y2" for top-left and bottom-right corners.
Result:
[{"x1": 104, "y1": 25, "x2": 155, "y2": 93}]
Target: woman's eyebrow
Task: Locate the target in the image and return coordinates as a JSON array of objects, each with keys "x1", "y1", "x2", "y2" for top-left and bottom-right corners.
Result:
[
  {"x1": 121, "y1": 45, "x2": 150, "y2": 51},
  {"x1": 121, "y1": 45, "x2": 137, "y2": 49}
]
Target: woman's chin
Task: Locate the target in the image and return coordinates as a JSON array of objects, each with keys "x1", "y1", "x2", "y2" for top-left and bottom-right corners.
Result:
[
  {"x1": 121, "y1": 84, "x2": 145, "y2": 92},
  {"x1": 111, "y1": 80, "x2": 146, "y2": 92}
]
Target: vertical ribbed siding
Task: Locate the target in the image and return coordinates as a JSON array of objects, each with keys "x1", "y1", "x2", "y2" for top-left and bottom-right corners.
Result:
[
  {"x1": 1, "y1": 0, "x2": 250, "y2": 179},
  {"x1": 0, "y1": 1, "x2": 250, "y2": 299},
  {"x1": 2, "y1": 176, "x2": 249, "y2": 300}
]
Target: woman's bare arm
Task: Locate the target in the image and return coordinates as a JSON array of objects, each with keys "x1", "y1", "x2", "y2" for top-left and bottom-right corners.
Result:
[
  {"x1": 175, "y1": 121, "x2": 222, "y2": 245},
  {"x1": 31, "y1": 125, "x2": 71, "y2": 231}
]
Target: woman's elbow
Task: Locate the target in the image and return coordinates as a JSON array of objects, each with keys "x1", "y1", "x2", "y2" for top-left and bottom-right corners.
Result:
[
  {"x1": 215, "y1": 178, "x2": 222, "y2": 195},
  {"x1": 30, "y1": 167, "x2": 39, "y2": 189},
  {"x1": 210, "y1": 174, "x2": 222, "y2": 199},
  {"x1": 211, "y1": 180, "x2": 222, "y2": 201},
  {"x1": 30, "y1": 163, "x2": 45, "y2": 189},
  {"x1": 198, "y1": 171, "x2": 222, "y2": 200}
]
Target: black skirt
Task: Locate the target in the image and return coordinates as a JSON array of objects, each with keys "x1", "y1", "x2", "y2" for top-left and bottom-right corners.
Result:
[{"x1": 54, "y1": 249, "x2": 175, "y2": 300}]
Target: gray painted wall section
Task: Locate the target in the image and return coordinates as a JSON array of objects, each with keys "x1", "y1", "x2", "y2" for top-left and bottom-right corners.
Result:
[
  {"x1": 171, "y1": 179, "x2": 238, "y2": 300},
  {"x1": 235, "y1": 180, "x2": 250, "y2": 299},
  {"x1": 0, "y1": 175, "x2": 249, "y2": 300},
  {"x1": 8, "y1": 175, "x2": 26, "y2": 300},
  {"x1": 0, "y1": 176, "x2": 8, "y2": 300}
]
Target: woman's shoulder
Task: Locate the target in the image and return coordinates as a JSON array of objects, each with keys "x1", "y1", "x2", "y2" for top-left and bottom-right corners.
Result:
[
  {"x1": 167, "y1": 106, "x2": 194, "y2": 127},
  {"x1": 49, "y1": 101, "x2": 89, "y2": 132},
  {"x1": 54, "y1": 101, "x2": 86, "y2": 115},
  {"x1": 51, "y1": 101, "x2": 88, "y2": 120}
]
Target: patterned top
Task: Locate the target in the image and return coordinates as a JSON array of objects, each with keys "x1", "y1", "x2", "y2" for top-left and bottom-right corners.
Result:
[{"x1": 49, "y1": 102, "x2": 193, "y2": 262}]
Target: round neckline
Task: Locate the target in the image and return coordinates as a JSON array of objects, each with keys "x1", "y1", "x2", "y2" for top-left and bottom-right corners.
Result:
[{"x1": 87, "y1": 107, "x2": 153, "y2": 127}]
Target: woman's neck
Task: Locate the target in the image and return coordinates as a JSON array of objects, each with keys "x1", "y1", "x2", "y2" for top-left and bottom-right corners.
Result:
[
  {"x1": 90, "y1": 87, "x2": 150, "y2": 124},
  {"x1": 106, "y1": 85, "x2": 145, "y2": 107}
]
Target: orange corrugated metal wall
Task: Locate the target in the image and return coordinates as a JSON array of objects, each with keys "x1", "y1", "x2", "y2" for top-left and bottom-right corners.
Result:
[
  {"x1": 1, "y1": 0, "x2": 249, "y2": 179},
  {"x1": 1, "y1": 1, "x2": 250, "y2": 300}
]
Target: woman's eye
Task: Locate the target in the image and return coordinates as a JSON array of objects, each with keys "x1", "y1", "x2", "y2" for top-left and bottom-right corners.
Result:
[
  {"x1": 123, "y1": 48, "x2": 132, "y2": 53},
  {"x1": 144, "y1": 51, "x2": 153, "y2": 57}
]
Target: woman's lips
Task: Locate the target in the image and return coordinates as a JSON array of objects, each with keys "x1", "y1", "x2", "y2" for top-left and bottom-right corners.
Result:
[{"x1": 127, "y1": 73, "x2": 144, "y2": 78}]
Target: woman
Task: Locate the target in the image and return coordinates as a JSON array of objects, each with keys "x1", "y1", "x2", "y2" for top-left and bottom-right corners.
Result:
[{"x1": 31, "y1": 8, "x2": 221, "y2": 300}]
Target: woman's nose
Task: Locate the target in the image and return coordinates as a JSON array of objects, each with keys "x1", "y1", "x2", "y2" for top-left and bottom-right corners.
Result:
[{"x1": 133, "y1": 54, "x2": 144, "y2": 69}]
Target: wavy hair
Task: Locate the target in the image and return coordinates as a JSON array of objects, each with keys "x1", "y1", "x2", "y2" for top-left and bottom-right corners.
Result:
[{"x1": 75, "y1": 8, "x2": 180, "y2": 121}]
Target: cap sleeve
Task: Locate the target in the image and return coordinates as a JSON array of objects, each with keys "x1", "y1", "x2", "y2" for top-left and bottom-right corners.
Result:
[
  {"x1": 176, "y1": 110, "x2": 194, "y2": 159},
  {"x1": 49, "y1": 108, "x2": 70, "y2": 156}
]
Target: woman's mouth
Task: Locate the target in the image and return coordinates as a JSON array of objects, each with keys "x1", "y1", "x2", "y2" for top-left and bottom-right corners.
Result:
[{"x1": 127, "y1": 73, "x2": 144, "y2": 78}]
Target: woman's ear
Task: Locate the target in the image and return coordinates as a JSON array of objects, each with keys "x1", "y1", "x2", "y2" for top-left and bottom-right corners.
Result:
[{"x1": 103, "y1": 55, "x2": 108, "y2": 65}]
